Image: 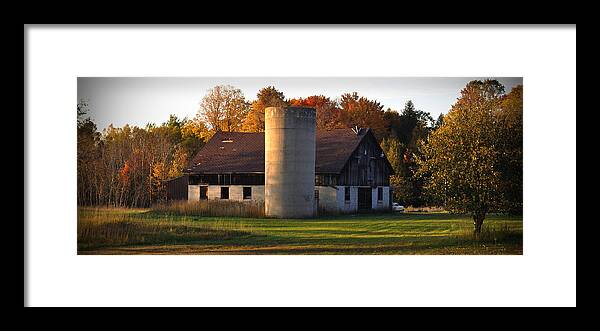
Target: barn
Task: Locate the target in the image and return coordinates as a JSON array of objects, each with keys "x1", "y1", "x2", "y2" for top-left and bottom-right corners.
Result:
[{"x1": 180, "y1": 111, "x2": 395, "y2": 215}]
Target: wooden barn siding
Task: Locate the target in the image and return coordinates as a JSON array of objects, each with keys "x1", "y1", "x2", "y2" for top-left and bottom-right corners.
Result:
[
  {"x1": 165, "y1": 175, "x2": 189, "y2": 201},
  {"x1": 337, "y1": 135, "x2": 391, "y2": 187}
]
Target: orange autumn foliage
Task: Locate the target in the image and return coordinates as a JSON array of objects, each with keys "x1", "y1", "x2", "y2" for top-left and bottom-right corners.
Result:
[{"x1": 118, "y1": 160, "x2": 131, "y2": 185}]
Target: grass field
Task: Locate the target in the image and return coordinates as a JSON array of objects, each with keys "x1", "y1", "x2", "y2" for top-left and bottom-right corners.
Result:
[{"x1": 77, "y1": 207, "x2": 523, "y2": 255}]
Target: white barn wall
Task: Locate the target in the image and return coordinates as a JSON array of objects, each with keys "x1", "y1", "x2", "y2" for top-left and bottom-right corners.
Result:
[
  {"x1": 337, "y1": 186, "x2": 358, "y2": 213},
  {"x1": 383, "y1": 186, "x2": 390, "y2": 209},
  {"x1": 188, "y1": 185, "x2": 200, "y2": 201},
  {"x1": 371, "y1": 186, "x2": 390, "y2": 211},
  {"x1": 315, "y1": 186, "x2": 338, "y2": 213},
  {"x1": 188, "y1": 185, "x2": 265, "y2": 202},
  {"x1": 189, "y1": 184, "x2": 389, "y2": 213}
]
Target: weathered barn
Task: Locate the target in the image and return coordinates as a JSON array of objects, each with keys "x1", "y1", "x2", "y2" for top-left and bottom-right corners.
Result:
[{"x1": 180, "y1": 109, "x2": 394, "y2": 216}]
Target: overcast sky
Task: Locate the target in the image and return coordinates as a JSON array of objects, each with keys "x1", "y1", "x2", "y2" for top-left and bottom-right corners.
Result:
[{"x1": 78, "y1": 77, "x2": 523, "y2": 131}]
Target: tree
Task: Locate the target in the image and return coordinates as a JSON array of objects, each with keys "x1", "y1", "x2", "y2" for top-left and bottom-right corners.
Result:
[
  {"x1": 433, "y1": 113, "x2": 444, "y2": 130},
  {"x1": 289, "y1": 95, "x2": 344, "y2": 130},
  {"x1": 497, "y1": 85, "x2": 523, "y2": 215},
  {"x1": 168, "y1": 145, "x2": 188, "y2": 178},
  {"x1": 417, "y1": 79, "x2": 510, "y2": 235},
  {"x1": 381, "y1": 101, "x2": 434, "y2": 207},
  {"x1": 180, "y1": 118, "x2": 210, "y2": 161},
  {"x1": 242, "y1": 86, "x2": 288, "y2": 132},
  {"x1": 77, "y1": 98, "x2": 90, "y2": 124},
  {"x1": 198, "y1": 85, "x2": 249, "y2": 132},
  {"x1": 163, "y1": 114, "x2": 184, "y2": 144},
  {"x1": 383, "y1": 109, "x2": 402, "y2": 139},
  {"x1": 77, "y1": 103, "x2": 211, "y2": 208},
  {"x1": 150, "y1": 161, "x2": 168, "y2": 202},
  {"x1": 380, "y1": 137, "x2": 411, "y2": 204},
  {"x1": 77, "y1": 99, "x2": 101, "y2": 206},
  {"x1": 395, "y1": 100, "x2": 434, "y2": 147},
  {"x1": 339, "y1": 92, "x2": 386, "y2": 139}
]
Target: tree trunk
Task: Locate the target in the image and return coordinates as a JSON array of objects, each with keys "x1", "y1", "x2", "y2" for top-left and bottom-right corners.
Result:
[{"x1": 473, "y1": 214, "x2": 485, "y2": 237}]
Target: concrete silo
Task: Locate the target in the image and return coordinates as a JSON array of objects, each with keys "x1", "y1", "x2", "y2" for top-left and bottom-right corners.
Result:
[{"x1": 265, "y1": 106, "x2": 316, "y2": 218}]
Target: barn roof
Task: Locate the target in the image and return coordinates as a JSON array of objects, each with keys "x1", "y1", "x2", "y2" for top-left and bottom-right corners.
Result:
[
  {"x1": 185, "y1": 128, "x2": 376, "y2": 174},
  {"x1": 187, "y1": 131, "x2": 265, "y2": 174},
  {"x1": 315, "y1": 128, "x2": 369, "y2": 173}
]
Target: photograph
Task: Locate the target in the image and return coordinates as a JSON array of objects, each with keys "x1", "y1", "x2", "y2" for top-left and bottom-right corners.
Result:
[
  {"x1": 25, "y1": 25, "x2": 575, "y2": 307},
  {"x1": 77, "y1": 77, "x2": 523, "y2": 255}
]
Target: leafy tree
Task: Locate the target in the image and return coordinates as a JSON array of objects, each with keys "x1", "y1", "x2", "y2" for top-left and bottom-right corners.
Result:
[
  {"x1": 77, "y1": 98, "x2": 90, "y2": 124},
  {"x1": 417, "y1": 79, "x2": 511, "y2": 235},
  {"x1": 289, "y1": 95, "x2": 344, "y2": 130},
  {"x1": 162, "y1": 114, "x2": 185, "y2": 144},
  {"x1": 381, "y1": 101, "x2": 434, "y2": 206},
  {"x1": 497, "y1": 85, "x2": 523, "y2": 215},
  {"x1": 150, "y1": 161, "x2": 168, "y2": 202},
  {"x1": 242, "y1": 86, "x2": 288, "y2": 132},
  {"x1": 199, "y1": 85, "x2": 249, "y2": 132},
  {"x1": 433, "y1": 113, "x2": 444, "y2": 130},
  {"x1": 339, "y1": 92, "x2": 386, "y2": 139},
  {"x1": 77, "y1": 99, "x2": 102, "y2": 206},
  {"x1": 168, "y1": 145, "x2": 188, "y2": 178},
  {"x1": 383, "y1": 109, "x2": 402, "y2": 139},
  {"x1": 394, "y1": 100, "x2": 434, "y2": 147},
  {"x1": 180, "y1": 118, "x2": 210, "y2": 161},
  {"x1": 380, "y1": 137, "x2": 410, "y2": 204},
  {"x1": 77, "y1": 104, "x2": 211, "y2": 207}
]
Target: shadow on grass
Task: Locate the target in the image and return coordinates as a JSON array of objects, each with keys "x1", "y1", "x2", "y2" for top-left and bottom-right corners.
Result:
[
  {"x1": 78, "y1": 207, "x2": 522, "y2": 255},
  {"x1": 79, "y1": 225, "x2": 522, "y2": 255},
  {"x1": 77, "y1": 217, "x2": 259, "y2": 252}
]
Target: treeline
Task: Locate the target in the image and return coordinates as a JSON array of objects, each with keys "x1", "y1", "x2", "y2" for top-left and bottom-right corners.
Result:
[
  {"x1": 77, "y1": 102, "x2": 207, "y2": 207},
  {"x1": 78, "y1": 80, "x2": 522, "y2": 217},
  {"x1": 197, "y1": 85, "x2": 391, "y2": 136},
  {"x1": 77, "y1": 85, "x2": 428, "y2": 207}
]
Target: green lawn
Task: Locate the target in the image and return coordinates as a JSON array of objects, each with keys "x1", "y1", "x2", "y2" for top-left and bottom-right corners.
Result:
[{"x1": 77, "y1": 207, "x2": 523, "y2": 255}]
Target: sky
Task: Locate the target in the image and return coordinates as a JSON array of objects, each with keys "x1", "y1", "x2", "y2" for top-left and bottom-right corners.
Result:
[{"x1": 78, "y1": 77, "x2": 523, "y2": 131}]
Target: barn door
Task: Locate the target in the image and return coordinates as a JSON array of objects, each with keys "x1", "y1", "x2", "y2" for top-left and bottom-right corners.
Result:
[
  {"x1": 358, "y1": 187, "x2": 372, "y2": 211},
  {"x1": 199, "y1": 186, "x2": 208, "y2": 200}
]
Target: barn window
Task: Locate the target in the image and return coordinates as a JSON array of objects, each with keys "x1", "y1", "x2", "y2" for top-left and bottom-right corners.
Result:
[
  {"x1": 220, "y1": 187, "x2": 229, "y2": 199},
  {"x1": 315, "y1": 175, "x2": 322, "y2": 186},
  {"x1": 377, "y1": 187, "x2": 383, "y2": 201},
  {"x1": 243, "y1": 187, "x2": 252, "y2": 200},
  {"x1": 344, "y1": 186, "x2": 350, "y2": 202},
  {"x1": 189, "y1": 176, "x2": 201, "y2": 185},
  {"x1": 200, "y1": 186, "x2": 208, "y2": 200}
]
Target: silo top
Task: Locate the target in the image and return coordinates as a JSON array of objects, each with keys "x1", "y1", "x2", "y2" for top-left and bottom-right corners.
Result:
[{"x1": 265, "y1": 106, "x2": 316, "y2": 120}]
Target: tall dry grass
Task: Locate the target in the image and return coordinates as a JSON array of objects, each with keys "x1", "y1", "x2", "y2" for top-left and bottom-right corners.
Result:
[
  {"x1": 77, "y1": 208, "x2": 254, "y2": 251},
  {"x1": 403, "y1": 206, "x2": 446, "y2": 213},
  {"x1": 152, "y1": 200, "x2": 265, "y2": 218},
  {"x1": 451, "y1": 222, "x2": 521, "y2": 245}
]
